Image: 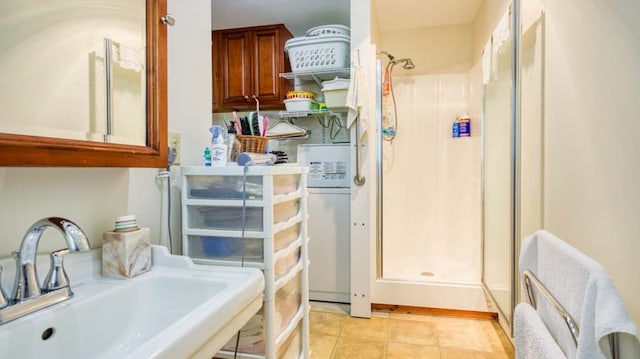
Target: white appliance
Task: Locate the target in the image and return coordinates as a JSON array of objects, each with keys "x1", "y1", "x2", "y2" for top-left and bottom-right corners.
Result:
[
  {"x1": 297, "y1": 144, "x2": 350, "y2": 188},
  {"x1": 297, "y1": 144, "x2": 351, "y2": 302}
]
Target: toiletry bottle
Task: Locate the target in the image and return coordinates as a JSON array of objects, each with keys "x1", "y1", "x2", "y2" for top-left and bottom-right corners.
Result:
[
  {"x1": 459, "y1": 113, "x2": 471, "y2": 137},
  {"x1": 210, "y1": 125, "x2": 228, "y2": 167},
  {"x1": 203, "y1": 147, "x2": 211, "y2": 166},
  {"x1": 452, "y1": 118, "x2": 460, "y2": 138}
]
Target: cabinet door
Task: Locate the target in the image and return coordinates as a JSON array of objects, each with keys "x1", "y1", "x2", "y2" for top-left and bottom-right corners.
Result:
[
  {"x1": 213, "y1": 29, "x2": 252, "y2": 109},
  {"x1": 213, "y1": 25, "x2": 292, "y2": 112},
  {"x1": 251, "y1": 26, "x2": 287, "y2": 107}
]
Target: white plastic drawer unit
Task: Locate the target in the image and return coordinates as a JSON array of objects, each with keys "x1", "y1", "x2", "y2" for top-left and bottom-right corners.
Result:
[
  {"x1": 180, "y1": 165, "x2": 310, "y2": 359},
  {"x1": 186, "y1": 199, "x2": 300, "y2": 232},
  {"x1": 185, "y1": 171, "x2": 301, "y2": 200}
]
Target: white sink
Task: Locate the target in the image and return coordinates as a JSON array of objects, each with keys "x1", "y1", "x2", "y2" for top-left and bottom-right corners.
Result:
[{"x1": 0, "y1": 246, "x2": 264, "y2": 359}]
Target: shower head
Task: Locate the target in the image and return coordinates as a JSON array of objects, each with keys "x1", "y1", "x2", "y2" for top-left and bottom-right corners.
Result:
[
  {"x1": 395, "y1": 58, "x2": 415, "y2": 70},
  {"x1": 378, "y1": 51, "x2": 415, "y2": 70}
]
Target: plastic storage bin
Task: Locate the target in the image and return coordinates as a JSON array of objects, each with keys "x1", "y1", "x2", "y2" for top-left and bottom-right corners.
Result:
[
  {"x1": 283, "y1": 98, "x2": 319, "y2": 112},
  {"x1": 322, "y1": 88, "x2": 348, "y2": 108},
  {"x1": 306, "y1": 24, "x2": 350, "y2": 37},
  {"x1": 285, "y1": 34, "x2": 350, "y2": 72}
]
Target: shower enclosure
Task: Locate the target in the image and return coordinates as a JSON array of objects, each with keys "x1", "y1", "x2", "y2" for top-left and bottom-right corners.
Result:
[
  {"x1": 373, "y1": 47, "x2": 487, "y2": 311},
  {"x1": 372, "y1": 1, "x2": 520, "y2": 316}
]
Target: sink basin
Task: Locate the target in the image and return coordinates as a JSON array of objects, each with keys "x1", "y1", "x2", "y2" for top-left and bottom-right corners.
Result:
[{"x1": 0, "y1": 246, "x2": 264, "y2": 359}]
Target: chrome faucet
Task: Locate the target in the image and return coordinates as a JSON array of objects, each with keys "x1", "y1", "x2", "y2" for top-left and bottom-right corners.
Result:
[{"x1": 0, "y1": 217, "x2": 90, "y2": 325}]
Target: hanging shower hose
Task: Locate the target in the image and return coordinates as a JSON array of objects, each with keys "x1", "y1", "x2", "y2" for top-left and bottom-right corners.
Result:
[{"x1": 383, "y1": 63, "x2": 399, "y2": 142}]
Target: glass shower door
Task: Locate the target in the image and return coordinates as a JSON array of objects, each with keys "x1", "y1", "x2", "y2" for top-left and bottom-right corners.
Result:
[{"x1": 482, "y1": 5, "x2": 515, "y2": 328}]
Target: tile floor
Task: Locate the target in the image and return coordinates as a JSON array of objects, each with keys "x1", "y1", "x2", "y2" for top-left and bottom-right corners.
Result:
[{"x1": 309, "y1": 302, "x2": 515, "y2": 359}]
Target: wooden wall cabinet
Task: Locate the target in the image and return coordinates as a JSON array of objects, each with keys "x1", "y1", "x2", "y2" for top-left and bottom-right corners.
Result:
[{"x1": 213, "y1": 24, "x2": 292, "y2": 112}]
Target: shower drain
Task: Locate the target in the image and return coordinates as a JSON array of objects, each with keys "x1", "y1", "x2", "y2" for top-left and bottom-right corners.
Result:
[{"x1": 420, "y1": 271, "x2": 435, "y2": 277}]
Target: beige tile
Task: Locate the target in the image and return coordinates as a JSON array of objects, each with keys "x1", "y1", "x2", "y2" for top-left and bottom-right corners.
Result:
[
  {"x1": 310, "y1": 301, "x2": 350, "y2": 315},
  {"x1": 441, "y1": 347, "x2": 510, "y2": 359},
  {"x1": 310, "y1": 334, "x2": 338, "y2": 359},
  {"x1": 389, "y1": 312, "x2": 440, "y2": 323},
  {"x1": 432, "y1": 317, "x2": 493, "y2": 352},
  {"x1": 389, "y1": 318, "x2": 438, "y2": 346},
  {"x1": 486, "y1": 320, "x2": 515, "y2": 358},
  {"x1": 386, "y1": 342, "x2": 441, "y2": 359},
  {"x1": 332, "y1": 337, "x2": 386, "y2": 359},
  {"x1": 310, "y1": 310, "x2": 348, "y2": 336},
  {"x1": 340, "y1": 316, "x2": 389, "y2": 341},
  {"x1": 371, "y1": 311, "x2": 390, "y2": 318}
]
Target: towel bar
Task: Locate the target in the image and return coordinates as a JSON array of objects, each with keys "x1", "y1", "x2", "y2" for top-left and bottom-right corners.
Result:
[
  {"x1": 523, "y1": 270, "x2": 621, "y2": 358},
  {"x1": 523, "y1": 270, "x2": 580, "y2": 346}
]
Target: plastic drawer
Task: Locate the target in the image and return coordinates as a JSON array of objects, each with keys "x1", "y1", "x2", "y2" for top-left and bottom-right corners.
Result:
[
  {"x1": 220, "y1": 271, "x2": 302, "y2": 355},
  {"x1": 275, "y1": 248, "x2": 301, "y2": 281},
  {"x1": 221, "y1": 308, "x2": 266, "y2": 354},
  {"x1": 186, "y1": 173, "x2": 301, "y2": 200},
  {"x1": 277, "y1": 321, "x2": 302, "y2": 359},
  {"x1": 274, "y1": 222, "x2": 301, "y2": 251},
  {"x1": 274, "y1": 270, "x2": 302, "y2": 336},
  {"x1": 189, "y1": 206, "x2": 263, "y2": 231},
  {"x1": 186, "y1": 235, "x2": 263, "y2": 262},
  {"x1": 188, "y1": 199, "x2": 300, "y2": 232}
]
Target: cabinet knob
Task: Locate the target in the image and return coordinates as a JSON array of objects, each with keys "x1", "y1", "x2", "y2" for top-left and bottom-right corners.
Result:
[
  {"x1": 243, "y1": 95, "x2": 249, "y2": 100},
  {"x1": 161, "y1": 14, "x2": 175, "y2": 26}
]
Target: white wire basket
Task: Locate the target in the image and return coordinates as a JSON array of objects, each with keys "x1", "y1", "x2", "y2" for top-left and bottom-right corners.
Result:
[
  {"x1": 306, "y1": 24, "x2": 350, "y2": 37},
  {"x1": 285, "y1": 34, "x2": 350, "y2": 72}
]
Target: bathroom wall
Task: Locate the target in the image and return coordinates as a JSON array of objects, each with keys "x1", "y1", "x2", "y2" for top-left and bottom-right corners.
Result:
[
  {"x1": 378, "y1": 24, "x2": 472, "y2": 75},
  {"x1": 0, "y1": 0, "x2": 212, "y2": 258},
  {"x1": 538, "y1": 0, "x2": 640, "y2": 324}
]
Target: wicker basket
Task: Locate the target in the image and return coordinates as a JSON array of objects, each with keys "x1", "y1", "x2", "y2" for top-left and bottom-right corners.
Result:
[{"x1": 237, "y1": 135, "x2": 268, "y2": 154}]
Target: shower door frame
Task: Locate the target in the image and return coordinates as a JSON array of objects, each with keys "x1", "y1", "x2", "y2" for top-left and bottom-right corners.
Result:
[{"x1": 480, "y1": 0, "x2": 521, "y2": 337}]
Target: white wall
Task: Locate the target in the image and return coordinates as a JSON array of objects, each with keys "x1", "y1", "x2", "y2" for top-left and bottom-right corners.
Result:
[
  {"x1": 539, "y1": 0, "x2": 640, "y2": 325},
  {"x1": 0, "y1": 0, "x2": 212, "y2": 259}
]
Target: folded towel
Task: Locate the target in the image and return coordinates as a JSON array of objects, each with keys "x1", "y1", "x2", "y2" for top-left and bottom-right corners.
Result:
[
  {"x1": 520, "y1": 230, "x2": 640, "y2": 358},
  {"x1": 515, "y1": 302, "x2": 567, "y2": 359}
]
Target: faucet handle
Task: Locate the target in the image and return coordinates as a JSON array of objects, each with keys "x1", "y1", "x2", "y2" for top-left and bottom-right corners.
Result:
[
  {"x1": 0, "y1": 266, "x2": 8, "y2": 309},
  {"x1": 43, "y1": 249, "x2": 70, "y2": 293}
]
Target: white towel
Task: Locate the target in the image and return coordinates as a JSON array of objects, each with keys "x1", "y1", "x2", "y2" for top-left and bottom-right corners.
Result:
[
  {"x1": 520, "y1": 230, "x2": 640, "y2": 358},
  {"x1": 515, "y1": 302, "x2": 567, "y2": 359},
  {"x1": 345, "y1": 48, "x2": 370, "y2": 140}
]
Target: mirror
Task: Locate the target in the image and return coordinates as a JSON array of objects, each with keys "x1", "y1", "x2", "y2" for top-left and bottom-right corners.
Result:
[{"x1": 0, "y1": 0, "x2": 167, "y2": 167}]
